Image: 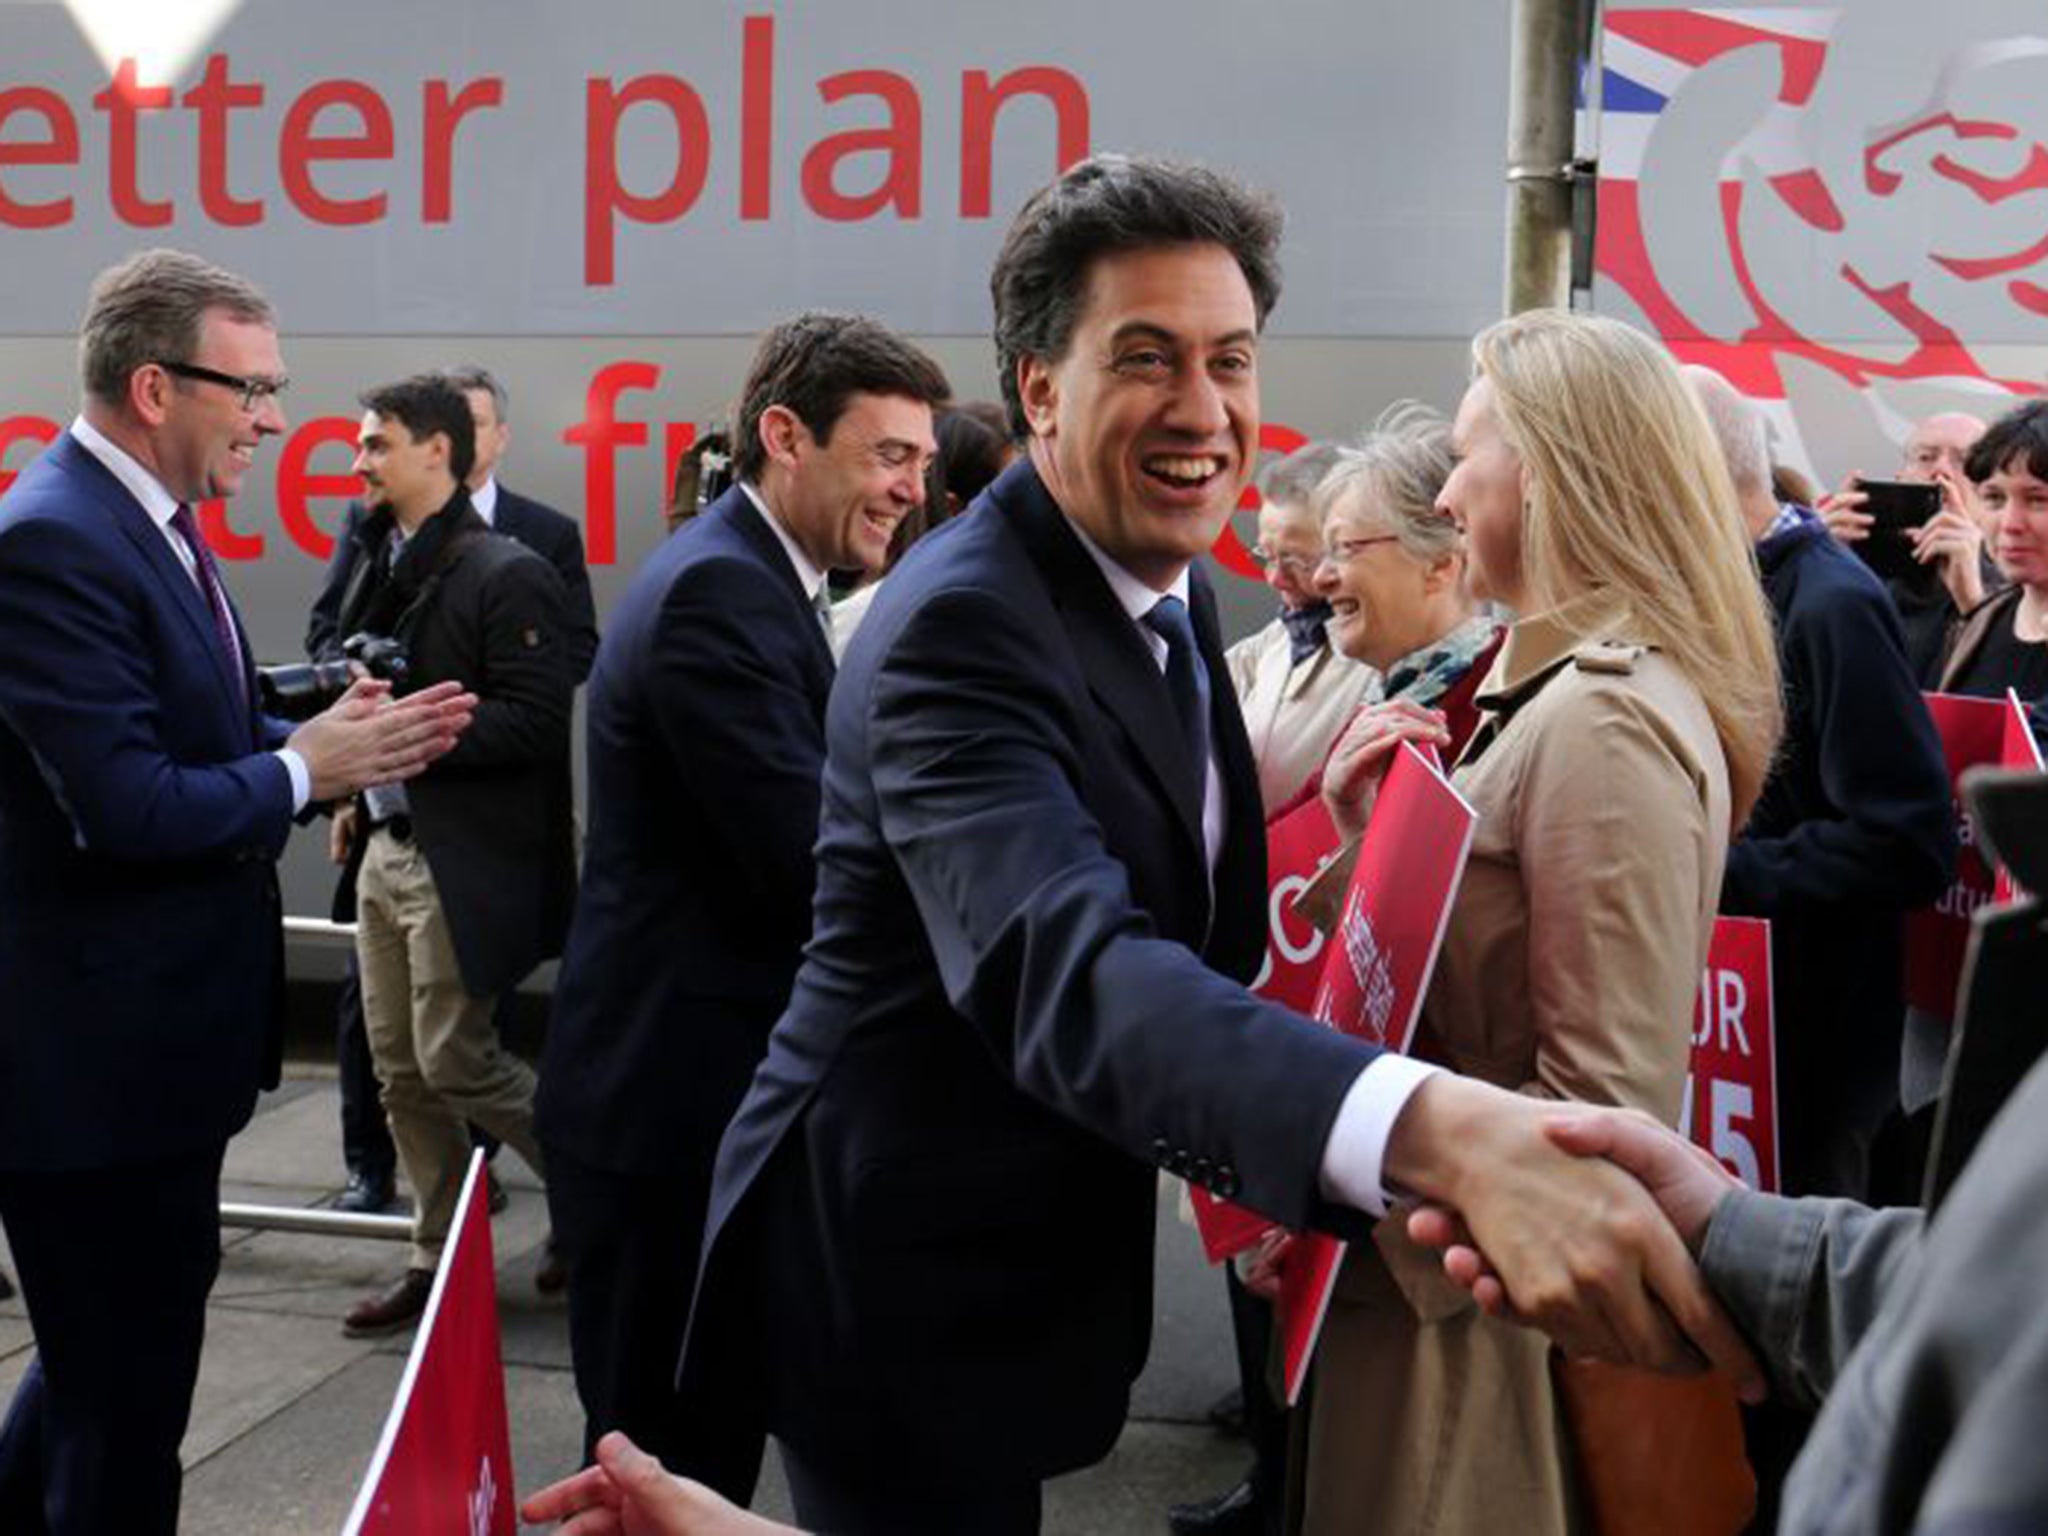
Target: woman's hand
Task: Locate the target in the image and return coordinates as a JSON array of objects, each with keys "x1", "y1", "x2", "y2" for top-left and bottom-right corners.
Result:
[
  {"x1": 1239, "y1": 1228, "x2": 1295, "y2": 1302},
  {"x1": 1321, "y1": 700, "x2": 1450, "y2": 842},
  {"x1": 1911, "y1": 498, "x2": 1988, "y2": 611}
]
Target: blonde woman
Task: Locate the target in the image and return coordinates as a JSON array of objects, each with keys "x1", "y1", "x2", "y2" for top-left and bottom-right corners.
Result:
[{"x1": 1299, "y1": 311, "x2": 1780, "y2": 1534}]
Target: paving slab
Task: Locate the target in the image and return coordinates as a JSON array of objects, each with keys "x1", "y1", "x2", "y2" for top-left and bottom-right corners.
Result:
[{"x1": 184, "y1": 1307, "x2": 379, "y2": 1466}]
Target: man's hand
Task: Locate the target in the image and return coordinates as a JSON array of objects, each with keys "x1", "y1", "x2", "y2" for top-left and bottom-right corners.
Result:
[
  {"x1": 1321, "y1": 700, "x2": 1449, "y2": 842},
  {"x1": 520, "y1": 1431, "x2": 799, "y2": 1535},
  {"x1": 1814, "y1": 475, "x2": 1871, "y2": 545},
  {"x1": 1381, "y1": 1076, "x2": 1764, "y2": 1402},
  {"x1": 286, "y1": 677, "x2": 476, "y2": 804},
  {"x1": 328, "y1": 802, "x2": 358, "y2": 866}
]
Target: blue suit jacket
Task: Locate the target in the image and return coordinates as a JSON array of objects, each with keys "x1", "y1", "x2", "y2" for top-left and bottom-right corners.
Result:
[
  {"x1": 0, "y1": 432, "x2": 292, "y2": 1171},
  {"x1": 682, "y1": 461, "x2": 1380, "y2": 1490},
  {"x1": 536, "y1": 486, "x2": 836, "y2": 1174}
]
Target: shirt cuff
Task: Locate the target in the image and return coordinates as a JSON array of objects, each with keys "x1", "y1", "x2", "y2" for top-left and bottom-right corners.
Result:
[
  {"x1": 273, "y1": 747, "x2": 310, "y2": 814},
  {"x1": 1318, "y1": 1054, "x2": 1444, "y2": 1217}
]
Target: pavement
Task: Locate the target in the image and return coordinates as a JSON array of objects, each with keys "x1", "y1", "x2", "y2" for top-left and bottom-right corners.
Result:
[{"x1": 0, "y1": 1070, "x2": 1251, "y2": 1534}]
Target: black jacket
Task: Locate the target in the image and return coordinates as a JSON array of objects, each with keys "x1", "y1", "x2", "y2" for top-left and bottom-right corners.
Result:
[
  {"x1": 333, "y1": 496, "x2": 577, "y2": 997},
  {"x1": 308, "y1": 486, "x2": 598, "y2": 682},
  {"x1": 1722, "y1": 514, "x2": 1956, "y2": 1194}
]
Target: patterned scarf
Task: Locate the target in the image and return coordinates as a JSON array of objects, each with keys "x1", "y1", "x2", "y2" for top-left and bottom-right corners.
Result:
[
  {"x1": 1368, "y1": 614, "x2": 1505, "y2": 709},
  {"x1": 1280, "y1": 600, "x2": 1334, "y2": 665}
]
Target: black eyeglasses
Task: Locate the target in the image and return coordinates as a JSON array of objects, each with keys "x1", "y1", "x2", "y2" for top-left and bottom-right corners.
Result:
[{"x1": 158, "y1": 361, "x2": 290, "y2": 413}]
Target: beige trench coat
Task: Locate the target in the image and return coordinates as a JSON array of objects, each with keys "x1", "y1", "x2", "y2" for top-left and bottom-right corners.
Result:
[{"x1": 1296, "y1": 603, "x2": 1732, "y2": 1536}]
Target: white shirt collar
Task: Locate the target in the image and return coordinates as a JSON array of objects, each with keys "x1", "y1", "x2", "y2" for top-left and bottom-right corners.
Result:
[
  {"x1": 1063, "y1": 513, "x2": 1194, "y2": 635},
  {"x1": 470, "y1": 475, "x2": 498, "y2": 526},
  {"x1": 69, "y1": 414, "x2": 181, "y2": 534},
  {"x1": 739, "y1": 480, "x2": 828, "y2": 603}
]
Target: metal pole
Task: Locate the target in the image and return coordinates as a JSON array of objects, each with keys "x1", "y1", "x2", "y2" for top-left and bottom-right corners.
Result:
[
  {"x1": 1504, "y1": 0, "x2": 1584, "y2": 313},
  {"x1": 219, "y1": 1202, "x2": 413, "y2": 1241}
]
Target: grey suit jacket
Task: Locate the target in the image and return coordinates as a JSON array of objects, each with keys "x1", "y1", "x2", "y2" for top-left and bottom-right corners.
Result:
[{"x1": 1703, "y1": 1048, "x2": 2048, "y2": 1535}]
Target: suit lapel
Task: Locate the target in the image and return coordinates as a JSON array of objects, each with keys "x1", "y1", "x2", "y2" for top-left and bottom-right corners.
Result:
[
  {"x1": 719, "y1": 486, "x2": 836, "y2": 677},
  {"x1": 61, "y1": 437, "x2": 253, "y2": 733},
  {"x1": 1002, "y1": 465, "x2": 1206, "y2": 860}
]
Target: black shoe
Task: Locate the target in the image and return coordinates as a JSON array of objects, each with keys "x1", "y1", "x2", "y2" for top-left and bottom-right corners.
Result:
[
  {"x1": 486, "y1": 1168, "x2": 510, "y2": 1216},
  {"x1": 335, "y1": 1171, "x2": 397, "y2": 1215},
  {"x1": 0, "y1": 1266, "x2": 14, "y2": 1302},
  {"x1": 1168, "y1": 1480, "x2": 1265, "y2": 1536},
  {"x1": 343, "y1": 1268, "x2": 435, "y2": 1338}
]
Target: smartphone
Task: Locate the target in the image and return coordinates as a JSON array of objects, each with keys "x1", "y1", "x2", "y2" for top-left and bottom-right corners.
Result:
[{"x1": 1850, "y1": 478, "x2": 1943, "y2": 587}]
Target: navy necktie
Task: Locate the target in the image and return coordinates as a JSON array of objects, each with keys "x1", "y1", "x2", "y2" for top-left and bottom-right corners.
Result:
[
  {"x1": 1142, "y1": 594, "x2": 1212, "y2": 776},
  {"x1": 169, "y1": 503, "x2": 247, "y2": 707}
]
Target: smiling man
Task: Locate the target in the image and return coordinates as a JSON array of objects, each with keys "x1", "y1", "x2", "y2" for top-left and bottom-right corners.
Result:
[
  {"x1": 0, "y1": 252, "x2": 473, "y2": 1535},
  {"x1": 662, "y1": 157, "x2": 1757, "y2": 1535},
  {"x1": 535, "y1": 313, "x2": 948, "y2": 1502}
]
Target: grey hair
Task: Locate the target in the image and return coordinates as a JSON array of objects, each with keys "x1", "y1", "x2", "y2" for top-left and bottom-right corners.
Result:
[
  {"x1": 79, "y1": 248, "x2": 274, "y2": 406},
  {"x1": 441, "y1": 364, "x2": 510, "y2": 424},
  {"x1": 1683, "y1": 365, "x2": 1770, "y2": 495},
  {"x1": 1257, "y1": 440, "x2": 1344, "y2": 511},
  {"x1": 1313, "y1": 401, "x2": 1459, "y2": 563}
]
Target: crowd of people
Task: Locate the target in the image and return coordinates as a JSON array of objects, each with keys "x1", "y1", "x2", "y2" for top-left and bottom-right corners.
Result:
[{"x1": 0, "y1": 148, "x2": 2043, "y2": 1536}]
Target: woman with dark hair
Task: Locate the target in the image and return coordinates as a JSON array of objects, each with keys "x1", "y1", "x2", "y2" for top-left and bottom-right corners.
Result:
[{"x1": 1939, "y1": 399, "x2": 2048, "y2": 702}]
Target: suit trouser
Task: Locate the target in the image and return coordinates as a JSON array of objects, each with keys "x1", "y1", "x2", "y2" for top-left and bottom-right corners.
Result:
[
  {"x1": 779, "y1": 1440, "x2": 1041, "y2": 1535},
  {"x1": 544, "y1": 1144, "x2": 764, "y2": 1503},
  {"x1": 0, "y1": 1144, "x2": 225, "y2": 1536},
  {"x1": 356, "y1": 827, "x2": 545, "y2": 1271}
]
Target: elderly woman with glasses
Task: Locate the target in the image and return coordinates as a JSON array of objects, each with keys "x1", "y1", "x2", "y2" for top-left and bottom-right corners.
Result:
[{"x1": 1225, "y1": 442, "x2": 1377, "y2": 815}]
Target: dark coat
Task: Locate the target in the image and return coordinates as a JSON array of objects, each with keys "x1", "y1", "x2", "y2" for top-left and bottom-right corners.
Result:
[
  {"x1": 308, "y1": 486, "x2": 598, "y2": 682},
  {"x1": 1722, "y1": 515, "x2": 1956, "y2": 1195},
  {"x1": 338, "y1": 497, "x2": 577, "y2": 998},
  {"x1": 535, "y1": 486, "x2": 836, "y2": 1175},
  {"x1": 681, "y1": 461, "x2": 1380, "y2": 1493},
  {"x1": 0, "y1": 432, "x2": 291, "y2": 1170}
]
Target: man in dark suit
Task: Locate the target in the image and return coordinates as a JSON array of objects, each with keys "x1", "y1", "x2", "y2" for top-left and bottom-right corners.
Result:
[
  {"x1": 536, "y1": 314, "x2": 950, "y2": 1499},
  {"x1": 677, "y1": 157, "x2": 1759, "y2": 1532},
  {"x1": 331, "y1": 374, "x2": 576, "y2": 1337},
  {"x1": 308, "y1": 365, "x2": 594, "y2": 1217},
  {"x1": 0, "y1": 249, "x2": 471, "y2": 1535}
]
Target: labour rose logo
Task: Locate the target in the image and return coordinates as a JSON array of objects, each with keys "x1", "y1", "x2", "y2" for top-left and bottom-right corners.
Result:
[{"x1": 1595, "y1": 3, "x2": 2048, "y2": 473}]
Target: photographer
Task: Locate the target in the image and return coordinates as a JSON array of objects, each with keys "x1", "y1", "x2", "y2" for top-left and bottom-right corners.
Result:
[{"x1": 327, "y1": 374, "x2": 576, "y2": 1338}]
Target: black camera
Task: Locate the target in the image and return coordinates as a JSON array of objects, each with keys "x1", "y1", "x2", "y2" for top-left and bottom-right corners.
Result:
[{"x1": 257, "y1": 632, "x2": 411, "y2": 720}]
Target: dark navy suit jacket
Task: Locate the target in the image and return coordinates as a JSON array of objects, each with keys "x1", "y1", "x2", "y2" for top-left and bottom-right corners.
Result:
[
  {"x1": 0, "y1": 431, "x2": 292, "y2": 1171},
  {"x1": 536, "y1": 486, "x2": 835, "y2": 1175},
  {"x1": 682, "y1": 461, "x2": 1380, "y2": 1492}
]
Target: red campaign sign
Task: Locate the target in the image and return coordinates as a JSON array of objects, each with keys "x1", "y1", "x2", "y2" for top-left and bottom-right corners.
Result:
[
  {"x1": 1995, "y1": 688, "x2": 2044, "y2": 905},
  {"x1": 344, "y1": 1152, "x2": 515, "y2": 1536},
  {"x1": 1276, "y1": 744, "x2": 1478, "y2": 1406},
  {"x1": 1190, "y1": 794, "x2": 1344, "y2": 1264},
  {"x1": 1682, "y1": 917, "x2": 1779, "y2": 1195},
  {"x1": 1905, "y1": 693, "x2": 2013, "y2": 1019}
]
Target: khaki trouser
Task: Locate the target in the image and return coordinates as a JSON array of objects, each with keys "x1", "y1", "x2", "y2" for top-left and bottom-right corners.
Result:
[{"x1": 356, "y1": 827, "x2": 545, "y2": 1271}]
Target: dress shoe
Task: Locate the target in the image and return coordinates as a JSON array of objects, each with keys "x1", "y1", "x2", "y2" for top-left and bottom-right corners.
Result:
[
  {"x1": 534, "y1": 1235, "x2": 567, "y2": 1296},
  {"x1": 1168, "y1": 1478, "x2": 1266, "y2": 1536},
  {"x1": 343, "y1": 1268, "x2": 435, "y2": 1338},
  {"x1": 335, "y1": 1170, "x2": 397, "y2": 1215},
  {"x1": 486, "y1": 1167, "x2": 510, "y2": 1215}
]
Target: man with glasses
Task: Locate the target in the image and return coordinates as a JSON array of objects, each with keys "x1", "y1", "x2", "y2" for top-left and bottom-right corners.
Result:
[
  {"x1": 1225, "y1": 441, "x2": 1375, "y2": 815},
  {"x1": 0, "y1": 248, "x2": 473, "y2": 1535}
]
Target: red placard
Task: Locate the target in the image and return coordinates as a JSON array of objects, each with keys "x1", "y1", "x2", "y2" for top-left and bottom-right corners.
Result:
[
  {"x1": 1995, "y1": 688, "x2": 2044, "y2": 905},
  {"x1": 1905, "y1": 693, "x2": 2013, "y2": 1019},
  {"x1": 1190, "y1": 793, "x2": 1345, "y2": 1263},
  {"x1": 1276, "y1": 744, "x2": 1478, "y2": 1406},
  {"x1": 344, "y1": 1153, "x2": 515, "y2": 1536},
  {"x1": 1682, "y1": 917, "x2": 1778, "y2": 1194}
]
